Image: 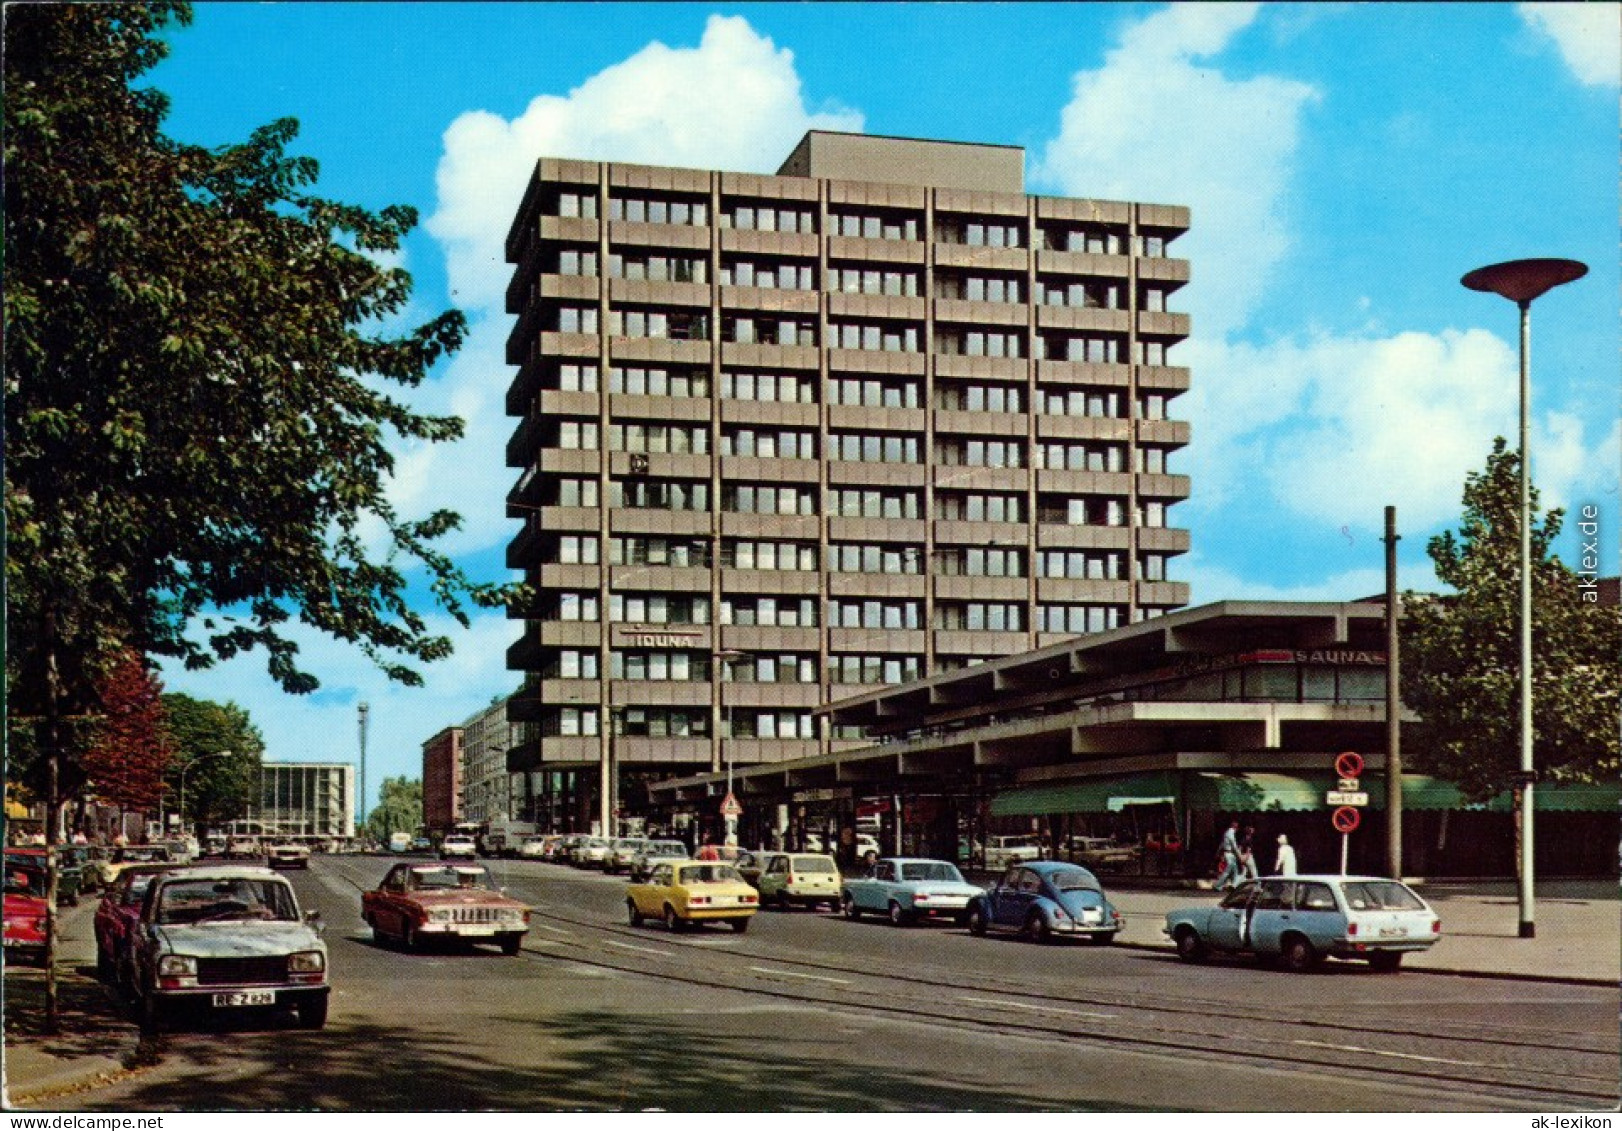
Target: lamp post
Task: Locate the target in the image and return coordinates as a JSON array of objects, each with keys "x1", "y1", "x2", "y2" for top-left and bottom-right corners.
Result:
[
  {"x1": 357, "y1": 702, "x2": 369, "y2": 839},
  {"x1": 178, "y1": 750, "x2": 232, "y2": 841},
  {"x1": 1460, "y1": 256, "x2": 1587, "y2": 940},
  {"x1": 714, "y1": 649, "x2": 749, "y2": 845}
]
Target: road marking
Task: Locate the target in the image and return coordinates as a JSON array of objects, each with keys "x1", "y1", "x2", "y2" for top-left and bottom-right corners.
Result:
[
  {"x1": 1291, "y1": 1039, "x2": 1484, "y2": 1068},
  {"x1": 958, "y1": 995, "x2": 1116, "y2": 1021},
  {"x1": 748, "y1": 966, "x2": 852, "y2": 985},
  {"x1": 605, "y1": 939, "x2": 674, "y2": 958},
  {"x1": 530, "y1": 922, "x2": 574, "y2": 937}
]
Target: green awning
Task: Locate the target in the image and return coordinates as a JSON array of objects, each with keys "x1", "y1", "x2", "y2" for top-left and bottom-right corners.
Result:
[
  {"x1": 991, "y1": 771, "x2": 1179, "y2": 817},
  {"x1": 1373, "y1": 775, "x2": 1619, "y2": 812},
  {"x1": 1187, "y1": 772, "x2": 1335, "y2": 812}
]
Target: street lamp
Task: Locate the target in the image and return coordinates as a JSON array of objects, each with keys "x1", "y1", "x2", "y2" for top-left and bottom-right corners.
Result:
[
  {"x1": 714, "y1": 649, "x2": 750, "y2": 845},
  {"x1": 178, "y1": 750, "x2": 232, "y2": 841},
  {"x1": 1460, "y1": 256, "x2": 1587, "y2": 940}
]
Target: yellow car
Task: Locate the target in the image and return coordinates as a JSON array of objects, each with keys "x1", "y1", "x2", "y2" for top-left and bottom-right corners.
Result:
[{"x1": 625, "y1": 860, "x2": 759, "y2": 933}]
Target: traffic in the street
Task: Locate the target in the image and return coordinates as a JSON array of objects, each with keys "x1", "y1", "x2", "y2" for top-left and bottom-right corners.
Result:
[{"x1": 12, "y1": 848, "x2": 1616, "y2": 1113}]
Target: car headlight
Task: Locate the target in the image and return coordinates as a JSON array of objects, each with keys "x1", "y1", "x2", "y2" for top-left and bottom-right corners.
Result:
[
  {"x1": 289, "y1": 950, "x2": 325, "y2": 973},
  {"x1": 430, "y1": 909, "x2": 450, "y2": 923},
  {"x1": 157, "y1": 955, "x2": 198, "y2": 977}
]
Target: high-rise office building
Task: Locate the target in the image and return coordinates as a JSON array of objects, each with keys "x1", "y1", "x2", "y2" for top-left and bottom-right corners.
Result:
[{"x1": 503, "y1": 131, "x2": 1190, "y2": 823}]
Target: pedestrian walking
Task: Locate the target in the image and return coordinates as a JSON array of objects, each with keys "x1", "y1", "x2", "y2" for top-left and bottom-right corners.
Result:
[
  {"x1": 1239, "y1": 824, "x2": 1260, "y2": 880},
  {"x1": 1273, "y1": 834, "x2": 1297, "y2": 876},
  {"x1": 1214, "y1": 818, "x2": 1242, "y2": 889},
  {"x1": 695, "y1": 838, "x2": 720, "y2": 861}
]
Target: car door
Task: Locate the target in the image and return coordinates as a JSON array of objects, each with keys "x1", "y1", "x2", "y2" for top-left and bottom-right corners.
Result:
[
  {"x1": 1291, "y1": 880, "x2": 1344, "y2": 950},
  {"x1": 861, "y1": 860, "x2": 895, "y2": 911},
  {"x1": 760, "y1": 854, "x2": 788, "y2": 900},
  {"x1": 1205, "y1": 882, "x2": 1255, "y2": 951},
  {"x1": 987, "y1": 866, "x2": 1026, "y2": 928},
  {"x1": 1246, "y1": 879, "x2": 1296, "y2": 954}
]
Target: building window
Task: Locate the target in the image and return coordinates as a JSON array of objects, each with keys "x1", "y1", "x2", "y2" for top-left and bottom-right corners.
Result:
[
  {"x1": 721, "y1": 428, "x2": 817, "y2": 459},
  {"x1": 827, "y1": 375, "x2": 919, "y2": 408},
  {"x1": 1039, "y1": 550, "x2": 1122, "y2": 580},
  {"x1": 610, "y1": 650, "x2": 712, "y2": 682},
  {"x1": 1038, "y1": 604, "x2": 1124, "y2": 634},
  {"x1": 618, "y1": 708, "x2": 712, "y2": 738},
  {"x1": 1037, "y1": 224, "x2": 1125, "y2": 254},
  {"x1": 608, "y1": 194, "x2": 708, "y2": 226},
  {"x1": 545, "y1": 478, "x2": 599, "y2": 508},
  {"x1": 722, "y1": 202, "x2": 816, "y2": 233},
  {"x1": 721, "y1": 540, "x2": 817, "y2": 571},
  {"x1": 721, "y1": 484, "x2": 816, "y2": 515},
  {"x1": 829, "y1": 432, "x2": 921, "y2": 464},
  {"x1": 609, "y1": 366, "x2": 709, "y2": 398},
  {"x1": 830, "y1": 487, "x2": 923, "y2": 520},
  {"x1": 608, "y1": 422, "x2": 710, "y2": 455},
  {"x1": 936, "y1": 602, "x2": 1024, "y2": 631},
  {"x1": 609, "y1": 308, "x2": 710, "y2": 341},
  {"x1": 555, "y1": 535, "x2": 600, "y2": 565},
  {"x1": 827, "y1": 265, "x2": 920, "y2": 296},
  {"x1": 935, "y1": 216, "x2": 1024, "y2": 248},
  {"x1": 828, "y1": 598, "x2": 922, "y2": 630},
  {"x1": 829, "y1": 544, "x2": 923, "y2": 574},
  {"x1": 551, "y1": 362, "x2": 599, "y2": 393},
  {"x1": 749, "y1": 711, "x2": 816, "y2": 739},
  {"x1": 553, "y1": 592, "x2": 600, "y2": 622},
  {"x1": 611, "y1": 478, "x2": 710, "y2": 512},
  {"x1": 937, "y1": 438, "x2": 1025, "y2": 468},
  {"x1": 544, "y1": 649, "x2": 600, "y2": 680},
  {"x1": 609, "y1": 251, "x2": 708, "y2": 284},
  {"x1": 1039, "y1": 279, "x2": 1120, "y2": 309},
  {"x1": 608, "y1": 593, "x2": 710, "y2": 625},
  {"x1": 830, "y1": 654, "x2": 924, "y2": 685},
  {"x1": 937, "y1": 547, "x2": 1025, "y2": 577},
  {"x1": 554, "y1": 248, "x2": 599, "y2": 277},
  {"x1": 937, "y1": 492, "x2": 1024, "y2": 523},
  {"x1": 610, "y1": 536, "x2": 712, "y2": 567},
  {"x1": 721, "y1": 259, "x2": 815, "y2": 290},
  {"x1": 721, "y1": 595, "x2": 818, "y2": 627},
  {"x1": 935, "y1": 327, "x2": 1024, "y2": 358},
  {"x1": 936, "y1": 383, "x2": 1022, "y2": 413},
  {"x1": 556, "y1": 306, "x2": 599, "y2": 334},
  {"x1": 1137, "y1": 393, "x2": 1169, "y2": 421},
  {"x1": 721, "y1": 370, "x2": 818, "y2": 404},
  {"x1": 831, "y1": 209, "x2": 920, "y2": 241},
  {"x1": 721, "y1": 653, "x2": 818, "y2": 684},
  {"x1": 830, "y1": 320, "x2": 921, "y2": 353},
  {"x1": 1037, "y1": 442, "x2": 1126, "y2": 472},
  {"x1": 554, "y1": 191, "x2": 598, "y2": 220},
  {"x1": 1039, "y1": 387, "x2": 1123, "y2": 418},
  {"x1": 1138, "y1": 553, "x2": 1167, "y2": 582}
]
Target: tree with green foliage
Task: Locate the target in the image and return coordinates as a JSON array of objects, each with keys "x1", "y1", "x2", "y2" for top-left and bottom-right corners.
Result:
[
  {"x1": 1401, "y1": 438, "x2": 1621, "y2": 800},
  {"x1": 5, "y1": 3, "x2": 506, "y2": 1029},
  {"x1": 366, "y1": 776, "x2": 424, "y2": 843},
  {"x1": 161, "y1": 694, "x2": 265, "y2": 836}
]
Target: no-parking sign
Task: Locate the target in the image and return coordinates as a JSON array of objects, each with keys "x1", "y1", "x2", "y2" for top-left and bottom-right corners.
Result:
[{"x1": 1332, "y1": 806, "x2": 1361, "y2": 834}]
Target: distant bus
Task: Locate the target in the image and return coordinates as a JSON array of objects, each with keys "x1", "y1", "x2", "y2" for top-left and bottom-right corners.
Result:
[{"x1": 387, "y1": 831, "x2": 412, "y2": 854}]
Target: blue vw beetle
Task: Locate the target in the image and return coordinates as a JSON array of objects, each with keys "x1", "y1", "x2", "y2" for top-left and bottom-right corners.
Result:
[{"x1": 965, "y1": 860, "x2": 1122, "y2": 944}]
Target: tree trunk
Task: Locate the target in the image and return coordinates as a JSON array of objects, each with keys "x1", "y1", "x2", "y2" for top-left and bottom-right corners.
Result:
[{"x1": 42, "y1": 608, "x2": 62, "y2": 1035}]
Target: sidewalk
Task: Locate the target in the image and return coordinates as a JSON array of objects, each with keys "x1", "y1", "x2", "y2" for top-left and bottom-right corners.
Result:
[
  {"x1": 1097, "y1": 876, "x2": 1620, "y2": 984},
  {"x1": 4, "y1": 878, "x2": 1617, "y2": 1107}
]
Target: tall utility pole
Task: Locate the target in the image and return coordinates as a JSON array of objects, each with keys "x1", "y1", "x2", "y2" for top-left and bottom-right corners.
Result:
[
  {"x1": 357, "y1": 702, "x2": 369, "y2": 839},
  {"x1": 1384, "y1": 506, "x2": 1402, "y2": 879}
]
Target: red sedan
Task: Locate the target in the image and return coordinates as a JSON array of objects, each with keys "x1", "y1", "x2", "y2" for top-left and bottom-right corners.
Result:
[
  {"x1": 361, "y1": 862, "x2": 531, "y2": 955},
  {"x1": 93, "y1": 863, "x2": 179, "y2": 986},
  {"x1": 3, "y1": 859, "x2": 49, "y2": 965}
]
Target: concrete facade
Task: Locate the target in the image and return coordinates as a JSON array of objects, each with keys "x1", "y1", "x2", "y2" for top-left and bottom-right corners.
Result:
[
  {"x1": 503, "y1": 131, "x2": 1192, "y2": 817},
  {"x1": 241, "y1": 761, "x2": 355, "y2": 841},
  {"x1": 460, "y1": 697, "x2": 522, "y2": 824},
  {"x1": 421, "y1": 726, "x2": 463, "y2": 833}
]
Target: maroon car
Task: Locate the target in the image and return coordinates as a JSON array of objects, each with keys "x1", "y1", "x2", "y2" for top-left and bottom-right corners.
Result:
[
  {"x1": 93, "y1": 863, "x2": 177, "y2": 985},
  {"x1": 361, "y1": 862, "x2": 531, "y2": 954}
]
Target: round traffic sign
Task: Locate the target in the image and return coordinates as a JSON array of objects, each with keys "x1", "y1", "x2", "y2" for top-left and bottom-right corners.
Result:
[
  {"x1": 1332, "y1": 806, "x2": 1361, "y2": 834},
  {"x1": 1334, "y1": 751, "x2": 1365, "y2": 780}
]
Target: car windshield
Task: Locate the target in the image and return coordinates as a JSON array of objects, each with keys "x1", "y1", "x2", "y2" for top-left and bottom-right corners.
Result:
[
  {"x1": 646, "y1": 842, "x2": 687, "y2": 857},
  {"x1": 678, "y1": 864, "x2": 740, "y2": 884},
  {"x1": 124, "y1": 874, "x2": 163, "y2": 905},
  {"x1": 5, "y1": 866, "x2": 47, "y2": 897},
  {"x1": 1048, "y1": 867, "x2": 1102, "y2": 893},
  {"x1": 1341, "y1": 881, "x2": 1426, "y2": 911},
  {"x1": 411, "y1": 866, "x2": 489, "y2": 890},
  {"x1": 156, "y1": 878, "x2": 298, "y2": 923},
  {"x1": 900, "y1": 862, "x2": 963, "y2": 883},
  {"x1": 119, "y1": 847, "x2": 168, "y2": 863},
  {"x1": 791, "y1": 857, "x2": 836, "y2": 873}
]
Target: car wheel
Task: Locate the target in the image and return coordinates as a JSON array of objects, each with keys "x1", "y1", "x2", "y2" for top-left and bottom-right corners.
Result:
[
  {"x1": 403, "y1": 923, "x2": 419, "y2": 952},
  {"x1": 729, "y1": 917, "x2": 749, "y2": 934},
  {"x1": 1367, "y1": 951, "x2": 1403, "y2": 973},
  {"x1": 842, "y1": 893, "x2": 861, "y2": 920},
  {"x1": 499, "y1": 933, "x2": 523, "y2": 956},
  {"x1": 1174, "y1": 927, "x2": 1207, "y2": 963},
  {"x1": 663, "y1": 905, "x2": 684, "y2": 933},
  {"x1": 1281, "y1": 934, "x2": 1319, "y2": 973},
  {"x1": 627, "y1": 899, "x2": 644, "y2": 928},
  {"x1": 1023, "y1": 912, "x2": 1050, "y2": 944},
  {"x1": 138, "y1": 985, "x2": 163, "y2": 1034},
  {"x1": 966, "y1": 905, "x2": 988, "y2": 937},
  {"x1": 888, "y1": 901, "x2": 913, "y2": 928},
  {"x1": 296, "y1": 995, "x2": 328, "y2": 1029}
]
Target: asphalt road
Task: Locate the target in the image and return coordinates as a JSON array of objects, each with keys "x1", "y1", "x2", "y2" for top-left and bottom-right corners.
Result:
[{"x1": 56, "y1": 855, "x2": 1620, "y2": 1112}]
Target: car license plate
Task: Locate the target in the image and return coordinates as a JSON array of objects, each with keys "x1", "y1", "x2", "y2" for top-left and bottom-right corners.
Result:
[
  {"x1": 212, "y1": 990, "x2": 275, "y2": 1007},
  {"x1": 1081, "y1": 909, "x2": 1102, "y2": 924},
  {"x1": 1378, "y1": 927, "x2": 1408, "y2": 938}
]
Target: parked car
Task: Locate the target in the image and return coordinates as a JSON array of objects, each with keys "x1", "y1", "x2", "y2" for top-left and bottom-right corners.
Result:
[
  {"x1": 128, "y1": 865, "x2": 329, "y2": 1031},
  {"x1": 362, "y1": 862, "x2": 531, "y2": 955},
  {"x1": 94, "y1": 844, "x2": 176, "y2": 890},
  {"x1": 517, "y1": 835, "x2": 552, "y2": 860},
  {"x1": 439, "y1": 834, "x2": 478, "y2": 860},
  {"x1": 1164, "y1": 875, "x2": 1442, "y2": 973},
  {"x1": 603, "y1": 837, "x2": 646, "y2": 875},
  {"x1": 94, "y1": 863, "x2": 178, "y2": 984},
  {"x1": 629, "y1": 839, "x2": 690, "y2": 883},
  {"x1": 625, "y1": 860, "x2": 758, "y2": 932},
  {"x1": 164, "y1": 838, "x2": 199, "y2": 865},
  {"x1": 1064, "y1": 837, "x2": 1142, "y2": 872},
  {"x1": 841, "y1": 857, "x2": 984, "y2": 927},
  {"x1": 3, "y1": 858, "x2": 50, "y2": 965},
  {"x1": 266, "y1": 842, "x2": 312, "y2": 870},
  {"x1": 571, "y1": 836, "x2": 612, "y2": 869},
  {"x1": 410, "y1": 836, "x2": 433, "y2": 853},
  {"x1": 731, "y1": 849, "x2": 771, "y2": 888},
  {"x1": 550, "y1": 833, "x2": 585, "y2": 863},
  {"x1": 755, "y1": 852, "x2": 841, "y2": 910},
  {"x1": 966, "y1": 861, "x2": 1122, "y2": 944},
  {"x1": 225, "y1": 836, "x2": 262, "y2": 861},
  {"x1": 6, "y1": 847, "x2": 83, "y2": 907},
  {"x1": 983, "y1": 835, "x2": 1044, "y2": 871}
]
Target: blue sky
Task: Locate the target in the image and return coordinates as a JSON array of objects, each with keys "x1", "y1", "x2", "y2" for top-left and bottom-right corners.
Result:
[{"x1": 148, "y1": 3, "x2": 1620, "y2": 814}]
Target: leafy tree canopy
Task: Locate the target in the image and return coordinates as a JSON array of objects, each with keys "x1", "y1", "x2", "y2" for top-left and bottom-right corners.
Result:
[
  {"x1": 161, "y1": 692, "x2": 265, "y2": 833},
  {"x1": 80, "y1": 652, "x2": 174, "y2": 811},
  {"x1": 1401, "y1": 438, "x2": 1620, "y2": 799},
  {"x1": 366, "y1": 776, "x2": 423, "y2": 841},
  {"x1": 4, "y1": 1, "x2": 506, "y2": 749}
]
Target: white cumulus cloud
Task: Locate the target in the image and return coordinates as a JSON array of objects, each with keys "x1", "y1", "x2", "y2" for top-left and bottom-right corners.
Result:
[
  {"x1": 1035, "y1": 2, "x2": 1320, "y2": 338},
  {"x1": 1518, "y1": 3, "x2": 1622, "y2": 87},
  {"x1": 429, "y1": 14, "x2": 863, "y2": 315}
]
